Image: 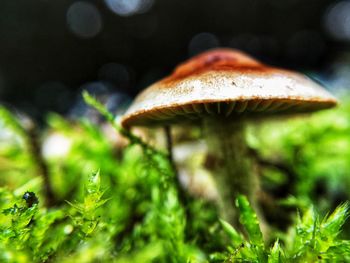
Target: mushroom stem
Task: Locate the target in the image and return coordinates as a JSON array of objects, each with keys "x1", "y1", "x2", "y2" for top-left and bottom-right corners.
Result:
[{"x1": 203, "y1": 118, "x2": 259, "y2": 226}]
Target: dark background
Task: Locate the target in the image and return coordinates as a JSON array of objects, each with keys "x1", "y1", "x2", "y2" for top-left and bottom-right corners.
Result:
[{"x1": 0, "y1": 0, "x2": 348, "y2": 119}]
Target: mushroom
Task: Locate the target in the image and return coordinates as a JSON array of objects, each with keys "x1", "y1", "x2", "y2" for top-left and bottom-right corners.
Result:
[{"x1": 121, "y1": 48, "x2": 337, "y2": 225}]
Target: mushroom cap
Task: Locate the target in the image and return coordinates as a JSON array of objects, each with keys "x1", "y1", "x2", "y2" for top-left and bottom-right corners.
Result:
[{"x1": 121, "y1": 48, "x2": 337, "y2": 128}]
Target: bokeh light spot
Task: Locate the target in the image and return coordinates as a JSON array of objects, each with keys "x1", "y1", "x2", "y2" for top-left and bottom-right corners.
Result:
[
  {"x1": 42, "y1": 133, "x2": 72, "y2": 160},
  {"x1": 66, "y1": 2, "x2": 102, "y2": 39},
  {"x1": 324, "y1": 1, "x2": 350, "y2": 41},
  {"x1": 104, "y1": 0, "x2": 154, "y2": 17}
]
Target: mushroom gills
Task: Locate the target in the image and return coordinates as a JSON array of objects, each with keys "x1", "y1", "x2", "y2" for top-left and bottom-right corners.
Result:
[{"x1": 138, "y1": 99, "x2": 335, "y2": 124}]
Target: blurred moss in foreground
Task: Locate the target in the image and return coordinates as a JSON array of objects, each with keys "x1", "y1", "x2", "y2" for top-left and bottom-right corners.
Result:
[{"x1": 0, "y1": 94, "x2": 349, "y2": 262}]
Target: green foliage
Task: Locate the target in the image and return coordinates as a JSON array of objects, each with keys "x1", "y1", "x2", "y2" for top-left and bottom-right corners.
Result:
[
  {"x1": 236, "y1": 196, "x2": 264, "y2": 251},
  {"x1": 284, "y1": 202, "x2": 350, "y2": 262},
  {"x1": 212, "y1": 196, "x2": 267, "y2": 263},
  {"x1": 0, "y1": 191, "x2": 65, "y2": 262},
  {"x1": 214, "y1": 197, "x2": 350, "y2": 262},
  {"x1": 0, "y1": 93, "x2": 349, "y2": 262},
  {"x1": 0, "y1": 107, "x2": 38, "y2": 190},
  {"x1": 247, "y1": 102, "x2": 350, "y2": 212},
  {"x1": 67, "y1": 171, "x2": 109, "y2": 236}
]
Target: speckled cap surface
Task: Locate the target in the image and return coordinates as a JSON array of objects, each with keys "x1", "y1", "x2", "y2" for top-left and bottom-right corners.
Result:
[{"x1": 121, "y1": 48, "x2": 337, "y2": 127}]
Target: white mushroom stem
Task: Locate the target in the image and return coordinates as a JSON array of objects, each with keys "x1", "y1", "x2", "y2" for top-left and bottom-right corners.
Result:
[{"x1": 203, "y1": 118, "x2": 259, "y2": 226}]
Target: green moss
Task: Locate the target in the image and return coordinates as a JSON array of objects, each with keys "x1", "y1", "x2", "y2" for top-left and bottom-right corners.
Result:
[{"x1": 0, "y1": 93, "x2": 349, "y2": 262}]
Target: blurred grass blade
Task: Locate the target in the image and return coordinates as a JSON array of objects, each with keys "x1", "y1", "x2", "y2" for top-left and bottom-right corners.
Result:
[
  {"x1": 322, "y1": 202, "x2": 349, "y2": 238},
  {"x1": 0, "y1": 106, "x2": 26, "y2": 137},
  {"x1": 268, "y1": 240, "x2": 282, "y2": 263},
  {"x1": 220, "y1": 219, "x2": 244, "y2": 246},
  {"x1": 82, "y1": 91, "x2": 114, "y2": 123},
  {"x1": 235, "y1": 195, "x2": 264, "y2": 249}
]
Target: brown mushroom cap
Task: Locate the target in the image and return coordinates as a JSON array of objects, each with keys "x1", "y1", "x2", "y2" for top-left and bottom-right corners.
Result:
[{"x1": 121, "y1": 48, "x2": 337, "y2": 128}]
